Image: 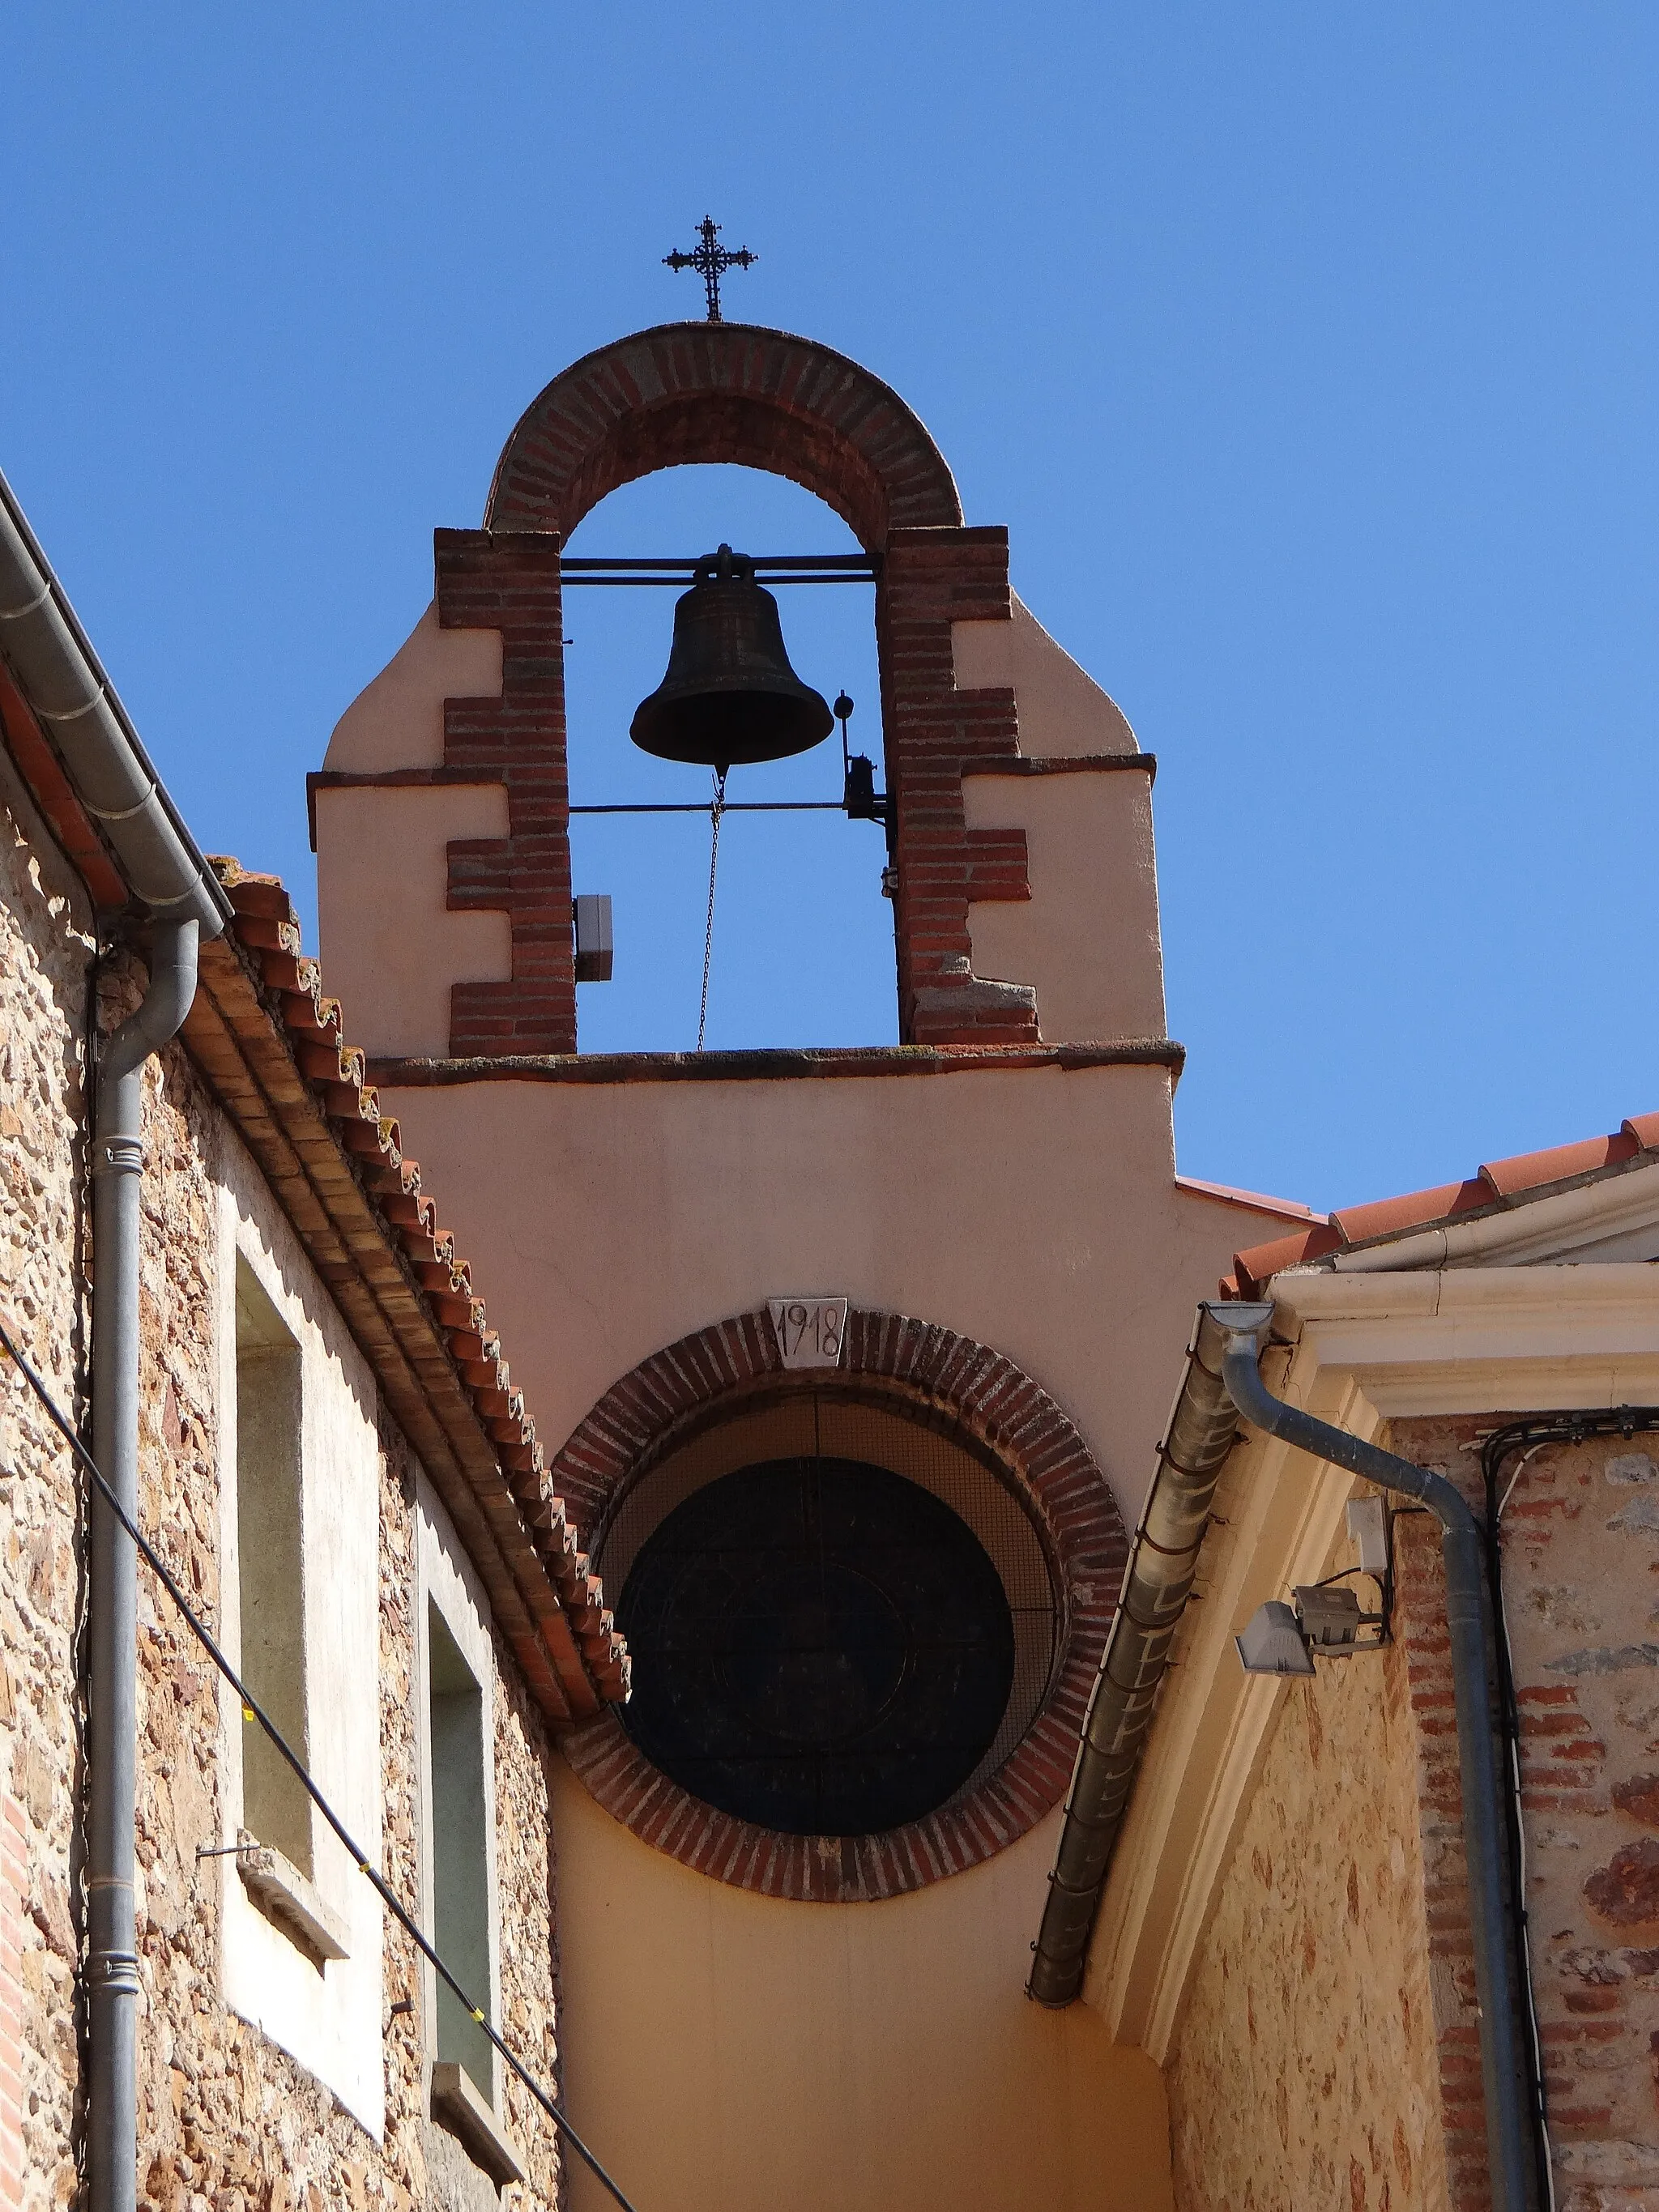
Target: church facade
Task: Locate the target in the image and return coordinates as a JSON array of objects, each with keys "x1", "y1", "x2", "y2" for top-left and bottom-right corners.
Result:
[
  {"x1": 313, "y1": 323, "x2": 1296, "y2": 2210},
  {"x1": 1, "y1": 318, "x2": 1657, "y2": 2212}
]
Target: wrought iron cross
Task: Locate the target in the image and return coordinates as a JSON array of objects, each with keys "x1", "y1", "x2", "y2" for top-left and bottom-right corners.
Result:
[{"x1": 663, "y1": 216, "x2": 757, "y2": 323}]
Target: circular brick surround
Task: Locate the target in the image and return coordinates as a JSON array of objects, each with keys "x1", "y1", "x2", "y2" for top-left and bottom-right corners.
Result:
[
  {"x1": 553, "y1": 1307, "x2": 1127, "y2": 1901},
  {"x1": 484, "y1": 322, "x2": 964, "y2": 550}
]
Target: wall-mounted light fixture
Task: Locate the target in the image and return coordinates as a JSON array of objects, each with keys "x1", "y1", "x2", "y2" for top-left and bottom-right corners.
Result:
[
  {"x1": 1235, "y1": 1600, "x2": 1316, "y2": 1677},
  {"x1": 1236, "y1": 1494, "x2": 1392, "y2": 1677}
]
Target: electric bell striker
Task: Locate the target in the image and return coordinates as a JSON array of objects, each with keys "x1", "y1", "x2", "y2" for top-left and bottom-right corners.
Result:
[{"x1": 629, "y1": 545, "x2": 834, "y2": 774}]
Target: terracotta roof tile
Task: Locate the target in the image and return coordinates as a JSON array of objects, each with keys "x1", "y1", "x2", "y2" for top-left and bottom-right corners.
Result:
[
  {"x1": 1330, "y1": 1179, "x2": 1489, "y2": 1245},
  {"x1": 189, "y1": 859, "x2": 628, "y2": 1722},
  {"x1": 1229, "y1": 1222, "x2": 1343, "y2": 1296},
  {"x1": 1229, "y1": 1111, "x2": 1659, "y2": 1297},
  {"x1": 1478, "y1": 1131, "x2": 1639, "y2": 1196}
]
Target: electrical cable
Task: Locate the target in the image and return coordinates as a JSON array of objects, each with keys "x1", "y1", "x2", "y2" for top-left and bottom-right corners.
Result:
[
  {"x1": 0, "y1": 1315, "x2": 642, "y2": 2212},
  {"x1": 1479, "y1": 1406, "x2": 1659, "y2": 2212}
]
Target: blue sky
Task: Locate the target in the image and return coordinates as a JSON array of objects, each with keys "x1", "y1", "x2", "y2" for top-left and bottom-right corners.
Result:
[{"x1": 3, "y1": 5, "x2": 1657, "y2": 1212}]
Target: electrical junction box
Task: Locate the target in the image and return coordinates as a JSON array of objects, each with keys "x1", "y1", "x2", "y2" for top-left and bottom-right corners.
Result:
[
  {"x1": 1293, "y1": 1583, "x2": 1367, "y2": 1654},
  {"x1": 574, "y1": 895, "x2": 614, "y2": 982},
  {"x1": 1346, "y1": 1494, "x2": 1389, "y2": 1579}
]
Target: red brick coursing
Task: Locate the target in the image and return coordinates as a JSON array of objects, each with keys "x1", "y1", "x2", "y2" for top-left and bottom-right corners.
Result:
[
  {"x1": 433, "y1": 325, "x2": 1037, "y2": 1055},
  {"x1": 1389, "y1": 1417, "x2": 1659, "y2": 2212},
  {"x1": 555, "y1": 1306, "x2": 1127, "y2": 1901},
  {"x1": 485, "y1": 324, "x2": 963, "y2": 549},
  {"x1": 433, "y1": 534, "x2": 573, "y2": 1059},
  {"x1": 1384, "y1": 1450, "x2": 1495, "y2": 2212}
]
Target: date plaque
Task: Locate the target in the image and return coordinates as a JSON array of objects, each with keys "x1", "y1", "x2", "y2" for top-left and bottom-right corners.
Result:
[{"x1": 766, "y1": 1296, "x2": 848, "y2": 1370}]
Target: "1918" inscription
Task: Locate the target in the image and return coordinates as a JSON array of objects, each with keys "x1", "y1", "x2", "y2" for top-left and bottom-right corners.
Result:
[{"x1": 766, "y1": 1296, "x2": 848, "y2": 1370}]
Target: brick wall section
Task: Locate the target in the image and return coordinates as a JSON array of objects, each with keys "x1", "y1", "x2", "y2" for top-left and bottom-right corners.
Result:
[
  {"x1": 1392, "y1": 1417, "x2": 1659, "y2": 2212},
  {"x1": 452, "y1": 326, "x2": 1036, "y2": 1050},
  {"x1": 1388, "y1": 1451, "x2": 1493, "y2": 2212},
  {"x1": 434, "y1": 529, "x2": 574, "y2": 1056},
  {"x1": 552, "y1": 1306, "x2": 1126, "y2": 1898}
]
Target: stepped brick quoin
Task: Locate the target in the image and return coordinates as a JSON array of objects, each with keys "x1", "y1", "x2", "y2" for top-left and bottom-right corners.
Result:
[
  {"x1": 878, "y1": 526, "x2": 1031, "y2": 1044},
  {"x1": 553, "y1": 1306, "x2": 1127, "y2": 1901},
  {"x1": 434, "y1": 530, "x2": 574, "y2": 1055},
  {"x1": 435, "y1": 325, "x2": 1035, "y2": 1055}
]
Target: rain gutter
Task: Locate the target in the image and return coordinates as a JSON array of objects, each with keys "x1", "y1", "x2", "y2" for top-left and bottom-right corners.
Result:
[
  {"x1": 0, "y1": 466, "x2": 232, "y2": 936},
  {"x1": 1027, "y1": 1301, "x2": 1265, "y2": 2007}
]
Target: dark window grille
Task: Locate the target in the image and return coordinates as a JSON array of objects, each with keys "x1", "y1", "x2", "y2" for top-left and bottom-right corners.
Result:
[{"x1": 617, "y1": 1455, "x2": 1019, "y2": 1836}]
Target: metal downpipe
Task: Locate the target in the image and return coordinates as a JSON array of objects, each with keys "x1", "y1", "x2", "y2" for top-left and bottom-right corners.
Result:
[
  {"x1": 88, "y1": 922, "x2": 198, "y2": 2212},
  {"x1": 1212, "y1": 1307, "x2": 1533, "y2": 2212}
]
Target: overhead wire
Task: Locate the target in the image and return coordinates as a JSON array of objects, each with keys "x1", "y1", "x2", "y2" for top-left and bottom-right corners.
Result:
[{"x1": 0, "y1": 1315, "x2": 642, "y2": 2212}]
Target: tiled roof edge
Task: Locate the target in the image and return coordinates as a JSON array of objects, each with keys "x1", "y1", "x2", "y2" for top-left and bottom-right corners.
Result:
[
  {"x1": 1225, "y1": 1115, "x2": 1659, "y2": 1298},
  {"x1": 195, "y1": 859, "x2": 629, "y2": 1715}
]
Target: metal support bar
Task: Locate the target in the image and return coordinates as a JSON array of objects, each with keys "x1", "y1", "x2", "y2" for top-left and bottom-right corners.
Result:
[
  {"x1": 561, "y1": 553, "x2": 877, "y2": 572},
  {"x1": 559, "y1": 554, "x2": 877, "y2": 587},
  {"x1": 570, "y1": 795, "x2": 890, "y2": 823}
]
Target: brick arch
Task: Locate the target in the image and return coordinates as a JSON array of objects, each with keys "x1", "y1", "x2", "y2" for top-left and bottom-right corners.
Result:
[
  {"x1": 433, "y1": 325, "x2": 1032, "y2": 1058},
  {"x1": 553, "y1": 1306, "x2": 1127, "y2": 1902},
  {"x1": 484, "y1": 322, "x2": 963, "y2": 549}
]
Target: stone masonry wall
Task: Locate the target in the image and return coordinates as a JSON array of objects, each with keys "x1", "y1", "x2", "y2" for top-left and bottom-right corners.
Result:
[
  {"x1": 0, "y1": 797, "x2": 565, "y2": 2212},
  {"x1": 0, "y1": 786, "x2": 95, "y2": 2212},
  {"x1": 1395, "y1": 1416, "x2": 1659, "y2": 2212},
  {"x1": 1167, "y1": 1489, "x2": 1451, "y2": 2212}
]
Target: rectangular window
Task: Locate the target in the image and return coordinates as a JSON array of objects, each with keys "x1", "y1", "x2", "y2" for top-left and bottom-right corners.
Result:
[
  {"x1": 234, "y1": 1253, "x2": 310, "y2": 1873},
  {"x1": 428, "y1": 1600, "x2": 492, "y2": 2095}
]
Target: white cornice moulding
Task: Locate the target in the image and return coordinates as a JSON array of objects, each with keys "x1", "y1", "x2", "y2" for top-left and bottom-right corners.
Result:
[{"x1": 1270, "y1": 1264, "x2": 1659, "y2": 1415}]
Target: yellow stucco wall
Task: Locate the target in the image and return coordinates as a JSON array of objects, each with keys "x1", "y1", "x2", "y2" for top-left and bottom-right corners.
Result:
[
  {"x1": 1164, "y1": 1628, "x2": 1448, "y2": 2211},
  {"x1": 552, "y1": 1767, "x2": 1173, "y2": 2212}
]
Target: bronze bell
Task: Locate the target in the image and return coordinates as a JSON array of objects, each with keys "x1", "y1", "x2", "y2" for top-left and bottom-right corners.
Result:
[{"x1": 630, "y1": 546, "x2": 834, "y2": 772}]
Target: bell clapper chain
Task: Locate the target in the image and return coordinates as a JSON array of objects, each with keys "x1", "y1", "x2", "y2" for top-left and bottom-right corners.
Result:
[{"x1": 697, "y1": 766, "x2": 727, "y2": 1053}]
